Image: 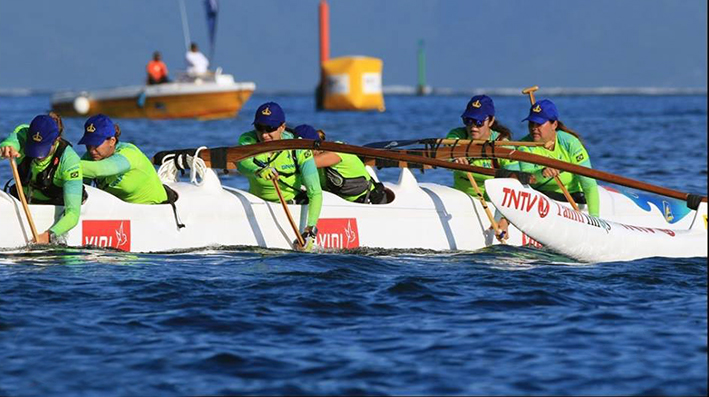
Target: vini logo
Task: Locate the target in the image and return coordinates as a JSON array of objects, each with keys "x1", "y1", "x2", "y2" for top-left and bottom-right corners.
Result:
[
  {"x1": 522, "y1": 234, "x2": 543, "y2": 248},
  {"x1": 316, "y1": 218, "x2": 360, "y2": 249},
  {"x1": 82, "y1": 220, "x2": 131, "y2": 251}
]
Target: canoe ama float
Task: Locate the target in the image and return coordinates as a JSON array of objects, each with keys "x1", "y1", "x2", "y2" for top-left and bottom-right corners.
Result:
[{"x1": 485, "y1": 178, "x2": 707, "y2": 262}]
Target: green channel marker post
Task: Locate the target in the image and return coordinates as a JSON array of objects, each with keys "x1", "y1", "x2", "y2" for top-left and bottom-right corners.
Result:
[{"x1": 417, "y1": 39, "x2": 427, "y2": 96}]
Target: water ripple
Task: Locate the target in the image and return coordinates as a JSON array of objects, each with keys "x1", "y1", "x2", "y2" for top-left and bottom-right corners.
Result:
[{"x1": 1, "y1": 94, "x2": 706, "y2": 395}]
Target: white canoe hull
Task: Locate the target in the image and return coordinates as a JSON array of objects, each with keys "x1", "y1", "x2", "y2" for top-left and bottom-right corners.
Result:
[
  {"x1": 2, "y1": 168, "x2": 703, "y2": 260},
  {"x1": 1, "y1": 169, "x2": 529, "y2": 252},
  {"x1": 485, "y1": 178, "x2": 708, "y2": 262}
]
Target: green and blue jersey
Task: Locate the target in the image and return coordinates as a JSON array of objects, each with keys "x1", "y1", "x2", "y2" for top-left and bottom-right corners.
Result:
[
  {"x1": 81, "y1": 142, "x2": 167, "y2": 204},
  {"x1": 1, "y1": 124, "x2": 83, "y2": 236},
  {"x1": 446, "y1": 128, "x2": 520, "y2": 199},
  {"x1": 237, "y1": 130, "x2": 323, "y2": 228},
  {"x1": 518, "y1": 130, "x2": 599, "y2": 216}
]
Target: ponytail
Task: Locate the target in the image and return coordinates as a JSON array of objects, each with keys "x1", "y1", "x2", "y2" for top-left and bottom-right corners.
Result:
[
  {"x1": 490, "y1": 119, "x2": 512, "y2": 141},
  {"x1": 556, "y1": 120, "x2": 583, "y2": 144},
  {"x1": 48, "y1": 111, "x2": 64, "y2": 136},
  {"x1": 114, "y1": 124, "x2": 122, "y2": 142}
]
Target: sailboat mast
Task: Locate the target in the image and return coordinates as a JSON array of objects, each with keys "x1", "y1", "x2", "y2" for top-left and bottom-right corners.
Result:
[{"x1": 178, "y1": 0, "x2": 191, "y2": 51}]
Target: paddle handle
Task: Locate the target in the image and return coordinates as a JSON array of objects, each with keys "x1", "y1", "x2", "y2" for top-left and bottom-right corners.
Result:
[
  {"x1": 522, "y1": 86, "x2": 538, "y2": 104},
  {"x1": 466, "y1": 172, "x2": 504, "y2": 241},
  {"x1": 9, "y1": 158, "x2": 39, "y2": 242},
  {"x1": 272, "y1": 177, "x2": 306, "y2": 248}
]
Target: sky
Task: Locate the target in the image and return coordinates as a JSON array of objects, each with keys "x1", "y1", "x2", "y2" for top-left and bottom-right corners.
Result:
[{"x1": 0, "y1": 0, "x2": 707, "y2": 93}]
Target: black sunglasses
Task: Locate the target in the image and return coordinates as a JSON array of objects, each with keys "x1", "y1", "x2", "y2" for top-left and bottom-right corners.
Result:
[
  {"x1": 255, "y1": 123, "x2": 279, "y2": 133},
  {"x1": 462, "y1": 117, "x2": 486, "y2": 127}
]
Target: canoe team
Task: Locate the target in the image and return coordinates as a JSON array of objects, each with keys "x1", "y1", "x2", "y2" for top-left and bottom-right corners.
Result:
[{"x1": 0, "y1": 96, "x2": 598, "y2": 251}]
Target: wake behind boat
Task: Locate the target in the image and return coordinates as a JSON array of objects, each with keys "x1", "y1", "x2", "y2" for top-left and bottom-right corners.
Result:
[{"x1": 51, "y1": 71, "x2": 256, "y2": 120}]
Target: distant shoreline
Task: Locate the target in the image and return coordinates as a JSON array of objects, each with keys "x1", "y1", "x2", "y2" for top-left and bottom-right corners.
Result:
[
  {"x1": 1, "y1": 86, "x2": 706, "y2": 97},
  {"x1": 381, "y1": 86, "x2": 708, "y2": 96}
]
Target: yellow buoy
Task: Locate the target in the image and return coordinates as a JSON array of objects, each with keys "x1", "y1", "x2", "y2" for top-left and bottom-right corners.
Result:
[{"x1": 322, "y1": 56, "x2": 385, "y2": 112}]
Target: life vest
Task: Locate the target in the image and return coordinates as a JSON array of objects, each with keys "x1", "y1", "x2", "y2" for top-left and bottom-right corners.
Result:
[
  {"x1": 323, "y1": 167, "x2": 372, "y2": 198},
  {"x1": 147, "y1": 60, "x2": 168, "y2": 80},
  {"x1": 17, "y1": 138, "x2": 86, "y2": 205},
  {"x1": 254, "y1": 149, "x2": 302, "y2": 189}
]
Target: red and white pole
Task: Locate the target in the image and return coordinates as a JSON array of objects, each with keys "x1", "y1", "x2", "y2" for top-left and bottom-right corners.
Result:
[
  {"x1": 317, "y1": 0, "x2": 330, "y2": 109},
  {"x1": 319, "y1": 0, "x2": 330, "y2": 65}
]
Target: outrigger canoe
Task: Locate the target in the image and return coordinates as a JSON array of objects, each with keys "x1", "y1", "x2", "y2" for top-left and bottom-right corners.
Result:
[
  {"x1": 1, "y1": 164, "x2": 704, "y2": 260},
  {"x1": 1, "y1": 140, "x2": 706, "y2": 261}
]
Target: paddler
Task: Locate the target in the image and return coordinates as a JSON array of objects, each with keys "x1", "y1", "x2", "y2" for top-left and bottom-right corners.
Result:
[
  {"x1": 0, "y1": 113, "x2": 84, "y2": 244},
  {"x1": 517, "y1": 98, "x2": 599, "y2": 216},
  {"x1": 446, "y1": 95, "x2": 519, "y2": 240},
  {"x1": 236, "y1": 102, "x2": 323, "y2": 251},
  {"x1": 79, "y1": 114, "x2": 168, "y2": 205},
  {"x1": 293, "y1": 124, "x2": 388, "y2": 204}
]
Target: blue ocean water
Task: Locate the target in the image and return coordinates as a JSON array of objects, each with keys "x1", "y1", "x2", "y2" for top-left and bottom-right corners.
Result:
[{"x1": 0, "y1": 93, "x2": 707, "y2": 395}]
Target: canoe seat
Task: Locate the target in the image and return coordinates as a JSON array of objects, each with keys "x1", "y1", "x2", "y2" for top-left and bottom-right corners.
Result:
[{"x1": 384, "y1": 187, "x2": 396, "y2": 204}]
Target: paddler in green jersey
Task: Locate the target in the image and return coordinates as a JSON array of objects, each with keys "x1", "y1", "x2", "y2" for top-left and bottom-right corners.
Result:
[
  {"x1": 446, "y1": 95, "x2": 519, "y2": 240},
  {"x1": 78, "y1": 114, "x2": 167, "y2": 204},
  {"x1": 518, "y1": 99, "x2": 600, "y2": 216},
  {"x1": 1, "y1": 113, "x2": 83, "y2": 244},
  {"x1": 236, "y1": 102, "x2": 323, "y2": 250},
  {"x1": 293, "y1": 124, "x2": 388, "y2": 204}
]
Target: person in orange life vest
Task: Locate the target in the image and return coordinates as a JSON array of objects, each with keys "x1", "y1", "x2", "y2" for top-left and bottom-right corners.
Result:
[{"x1": 146, "y1": 51, "x2": 169, "y2": 85}]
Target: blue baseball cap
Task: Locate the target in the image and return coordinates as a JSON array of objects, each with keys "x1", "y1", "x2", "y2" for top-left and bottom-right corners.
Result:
[
  {"x1": 461, "y1": 95, "x2": 495, "y2": 122},
  {"x1": 253, "y1": 102, "x2": 285, "y2": 129},
  {"x1": 25, "y1": 115, "x2": 60, "y2": 158},
  {"x1": 79, "y1": 114, "x2": 115, "y2": 146},
  {"x1": 522, "y1": 99, "x2": 559, "y2": 124},
  {"x1": 293, "y1": 124, "x2": 320, "y2": 141}
]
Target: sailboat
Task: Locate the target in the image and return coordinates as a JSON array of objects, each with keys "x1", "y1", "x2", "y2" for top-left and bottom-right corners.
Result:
[{"x1": 51, "y1": 0, "x2": 255, "y2": 120}]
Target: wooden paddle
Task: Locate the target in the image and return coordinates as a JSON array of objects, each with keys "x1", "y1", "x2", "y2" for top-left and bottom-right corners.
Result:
[
  {"x1": 8, "y1": 158, "x2": 39, "y2": 242},
  {"x1": 271, "y1": 175, "x2": 306, "y2": 248},
  {"x1": 152, "y1": 141, "x2": 707, "y2": 205},
  {"x1": 522, "y1": 85, "x2": 580, "y2": 211},
  {"x1": 466, "y1": 172, "x2": 505, "y2": 242},
  {"x1": 521, "y1": 85, "x2": 539, "y2": 99}
]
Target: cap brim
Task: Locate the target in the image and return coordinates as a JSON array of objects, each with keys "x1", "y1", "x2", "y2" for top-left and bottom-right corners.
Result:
[
  {"x1": 78, "y1": 134, "x2": 105, "y2": 146},
  {"x1": 253, "y1": 120, "x2": 283, "y2": 128},
  {"x1": 522, "y1": 115, "x2": 549, "y2": 124},
  {"x1": 25, "y1": 141, "x2": 54, "y2": 158},
  {"x1": 296, "y1": 133, "x2": 320, "y2": 140},
  {"x1": 461, "y1": 109, "x2": 489, "y2": 121}
]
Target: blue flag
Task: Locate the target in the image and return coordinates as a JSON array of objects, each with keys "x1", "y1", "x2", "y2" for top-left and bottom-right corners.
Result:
[{"x1": 204, "y1": 0, "x2": 218, "y2": 61}]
